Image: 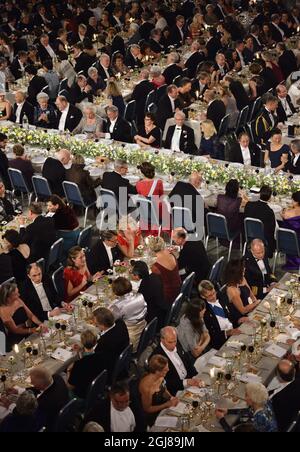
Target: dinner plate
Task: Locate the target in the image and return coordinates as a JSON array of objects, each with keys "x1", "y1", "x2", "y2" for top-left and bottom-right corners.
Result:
[
  {"x1": 32, "y1": 156, "x2": 46, "y2": 165},
  {"x1": 269, "y1": 203, "x2": 282, "y2": 214},
  {"x1": 199, "y1": 188, "x2": 212, "y2": 198},
  {"x1": 6, "y1": 152, "x2": 14, "y2": 160},
  {"x1": 230, "y1": 162, "x2": 243, "y2": 168},
  {"x1": 89, "y1": 168, "x2": 102, "y2": 177}
]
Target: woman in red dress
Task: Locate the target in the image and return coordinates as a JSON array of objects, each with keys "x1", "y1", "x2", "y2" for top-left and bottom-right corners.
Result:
[{"x1": 117, "y1": 216, "x2": 142, "y2": 259}]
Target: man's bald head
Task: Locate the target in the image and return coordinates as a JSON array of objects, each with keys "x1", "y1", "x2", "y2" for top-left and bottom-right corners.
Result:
[
  {"x1": 277, "y1": 359, "x2": 295, "y2": 383},
  {"x1": 160, "y1": 326, "x2": 177, "y2": 351},
  {"x1": 251, "y1": 239, "x2": 265, "y2": 260},
  {"x1": 30, "y1": 366, "x2": 53, "y2": 391},
  {"x1": 56, "y1": 149, "x2": 71, "y2": 166},
  {"x1": 189, "y1": 171, "x2": 202, "y2": 189}
]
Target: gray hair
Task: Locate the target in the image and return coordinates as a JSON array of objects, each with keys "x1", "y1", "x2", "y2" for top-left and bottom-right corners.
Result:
[
  {"x1": 30, "y1": 366, "x2": 53, "y2": 389},
  {"x1": 106, "y1": 105, "x2": 119, "y2": 115},
  {"x1": 83, "y1": 103, "x2": 96, "y2": 115},
  {"x1": 16, "y1": 391, "x2": 38, "y2": 416},
  {"x1": 250, "y1": 239, "x2": 265, "y2": 249},
  {"x1": 291, "y1": 139, "x2": 300, "y2": 154},
  {"x1": 100, "y1": 53, "x2": 110, "y2": 62},
  {"x1": 150, "y1": 66, "x2": 162, "y2": 77},
  {"x1": 160, "y1": 326, "x2": 177, "y2": 339},
  {"x1": 168, "y1": 52, "x2": 180, "y2": 64},
  {"x1": 36, "y1": 92, "x2": 49, "y2": 101},
  {"x1": 198, "y1": 280, "x2": 214, "y2": 295},
  {"x1": 88, "y1": 66, "x2": 98, "y2": 77},
  {"x1": 129, "y1": 23, "x2": 139, "y2": 32},
  {"x1": 0, "y1": 283, "x2": 17, "y2": 307},
  {"x1": 15, "y1": 90, "x2": 26, "y2": 99},
  {"x1": 83, "y1": 422, "x2": 104, "y2": 432},
  {"x1": 246, "y1": 383, "x2": 269, "y2": 407},
  {"x1": 130, "y1": 44, "x2": 140, "y2": 52},
  {"x1": 174, "y1": 110, "x2": 186, "y2": 120},
  {"x1": 114, "y1": 159, "x2": 128, "y2": 170}
]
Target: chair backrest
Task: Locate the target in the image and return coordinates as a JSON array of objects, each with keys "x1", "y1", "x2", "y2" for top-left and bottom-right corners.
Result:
[
  {"x1": 156, "y1": 84, "x2": 167, "y2": 101},
  {"x1": 77, "y1": 225, "x2": 93, "y2": 250},
  {"x1": 52, "y1": 266, "x2": 65, "y2": 300},
  {"x1": 111, "y1": 344, "x2": 133, "y2": 385},
  {"x1": 63, "y1": 181, "x2": 84, "y2": 207},
  {"x1": 55, "y1": 398, "x2": 82, "y2": 433},
  {"x1": 172, "y1": 206, "x2": 196, "y2": 234},
  {"x1": 164, "y1": 293, "x2": 184, "y2": 326},
  {"x1": 286, "y1": 410, "x2": 300, "y2": 432},
  {"x1": 97, "y1": 188, "x2": 118, "y2": 213},
  {"x1": 236, "y1": 105, "x2": 249, "y2": 131},
  {"x1": 145, "y1": 90, "x2": 157, "y2": 112},
  {"x1": 244, "y1": 217, "x2": 265, "y2": 243},
  {"x1": 32, "y1": 176, "x2": 52, "y2": 200},
  {"x1": 35, "y1": 258, "x2": 45, "y2": 275},
  {"x1": 180, "y1": 272, "x2": 195, "y2": 301},
  {"x1": 8, "y1": 168, "x2": 30, "y2": 194},
  {"x1": 1, "y1": 276, "x2": 16, "y2": 286},
  {"x1": 173, "y1": 74, "x2": 182, "y2": 86},
  {"x1": 206, "y1": 212, "x2": 230, "y2": 241},
  {"x1": 249, "y1": 97, "x2": 262, "y2": 122},
  {"x1": 47, "y1": 238, "x2": 64, "y2": 271},
  {"x1": 217, "y1": 114, "x2": 230, "y2": 138},
  {"x1": 136, "y1": 317, "x2": 158, "y2": 359},
  {"x1": 147, "y1": 102, "x2": 158, "y2": 114},
  {"x1": 124, "y1": 100, "x2": 136, "y2": 122},
  {"x1": 135, "y1": 195, "x2": 160, "y2": 230},
  {"x1": 276, "y1": 228, "x2": 300, "y2": 257},
  {"x1": 209, "y1": 256, "x2": 225, "y2": 287},
  {"x1": 85, "y1": 370, "x2": 108, "y2": 414}
]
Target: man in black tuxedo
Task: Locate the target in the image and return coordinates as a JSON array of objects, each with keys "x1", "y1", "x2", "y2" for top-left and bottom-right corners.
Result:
[
  {"x1": 199, "y1": 281, "x2": 241, "y2": 350},
  {"x1": 270, "y1": 14, "x2": 286, "y2": 42},
  {"x1": 204, "y1": 89, "x2": 226, "y2": 132},
  {"x1": 73, "y1": 42, "x2": 96, "y2": 76},
  {"x1": 151, "y1": 326, "x2": 202, "y2": 396},
  {"x1": 139, "y1": 12, "x2": 155, "y2": 40},
  {"x1": 125, "y1": 44, "x2": 144, "y2": 69},
  {"x1": 18, "y1": 203, "x2": 57, "y2": 262},
  {"x1": 29, "y1": 367, "x2": 69, "y2": 432},
  {"x1": 96, "y1": 54, "x2": 114, "y2": 85},
  {"x1": 11, "y1": 91, "x2": 34, "y2": 126},
  {"x1": 169, "y1": 171, "x2": 202, "y2": 224},
  {"x1": 149, "y1": 29, "x2": 165, "y2": 55},
  {"x1": 20, "y1": 263, "x2": 61, "y2": 323},
  {"x1": 286, "y1": 139, "x2": 300, "y2": 175},
  {"x1": 244, "y1": 185, "x2": 276, "y2": 258},
  {"x1": 84, "y1": 380, "x2": 146, "y2": 432},
  {"x1": 25, "y1": 65, "x2": 48, "y2": 106},
  {"x1": 100, "y1": 105, "x2": 132, "y2": 143},
  {"x1": 156, "y1": 85, "x2": 180, "y2": 131},
  {"x1": 206, "y1": 28, "x2": 222, "y2": 61},
  {"x1": 244, "y1": 240, "x2": 277, "y2": 300},
  {"x1": 37, "y1": 34, "x2": 57, "y2": 64},
  {"x1": 55, "y1": 95, "x2": 83, "y2": 132},
  {"x1": 276, "y1": 84, "x2": 297, "y2": 123},
  {"x1": 255, "y1": 94, "x2": 279, "y2": 145},
  {"x1": 228, "y1": 132, "x2": 261, "y2": 167},
  {"x1": 270, "y1": 360, "x2": 300, "y2": 432},
  {"x1": 250, "y1": 25, "x2": 263, "y2": 52},
  {"x1": 0, "y1": 133, "x2": 11, "y2": 189},
  {"x1": 87, "y1": 230, "x2": 123, "y2": 275},
  {"x1": 162, "y1": 53, "x2": 183, "y2": 86},
  {"x1": 169, "y1": 15, "x2": 186, "y2": 48},
  {"x1": 131, "y1": 69, "x2": 154, "y2": 127},
  {"x1": 42, "y1": 149, "x2": 70, "y2": 197},
  {"x1": 277, "y1": 42, "x2": 298, "y2": 81},
  {"x1": 70, "y1": 75, "x2": 93, "y2": 104},
  {"x1": 10, "y1": 51, "x2": 28, "y2": 80},
  {"x1": 173, "y1": 229, "x2": 211, "y2": 285},
  {"x1": 185, "y1": 41, "x2": 205, "y2": 79},
  {"x1": 93, "y1": 308, "x2": 130, "y2": 380},
  {"x1": 164, "y1": 111, "x2": 197, "y2": 154}
]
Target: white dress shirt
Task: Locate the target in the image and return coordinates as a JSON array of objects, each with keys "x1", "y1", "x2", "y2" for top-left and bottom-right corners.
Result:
[
  {"x1": 255, "y1": 257, "x2": 268, "y2": 293},
  {"x1": 293, "y1": 153, "x2": 300, "y2": 167},
  {"x1": 44, "y1": 45, "x2": 56, "y2": 59},
  {"x1": 236, "y1": 50, "x2": 246, "y2": 67},
  {"x1": 161, "y1": 342, "x2": 187, "y2": 383},
  {"x1": 110, "y1": 403, "x2": 136, "y2": 433},
  {"x1": 32, "y1": 282, "x2": 52, "y2": 313},
  {"x1": 103, "y1": 242, "x2": 113, "y2": 267},
  {"x1": 58, "y1": 104, "x2": 70, "y2": 131},
  {"x1": 15, "y1": 102, "x2": 25, "y2": 124},
  {"x1": 101, "y1": 65, "x2": 110, "y2": 80},
  {"x1": 105, "y1": 118, "x2": 117, "y2": 139},
  {"x1": 280, "y1": 97, "x2": 293, "y2": 117},
  {"x1": 240, "y1": 146, "x2": 251, "y2": 166},
  {"x1": 207, "y1": 300, "x2": 233, "y2": 332},
  {"x1": 171, "y1": 126, "x2": 182, "y2": 152},
  {"x1": 168, "y1": 95, "x2": 175, "y2": 113}
]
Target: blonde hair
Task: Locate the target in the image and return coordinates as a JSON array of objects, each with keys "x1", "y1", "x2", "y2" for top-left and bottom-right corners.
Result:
[
  {"x1": 72, "y1": 154, "x2": 85, "y2": 165},
  {"x1": 148, "y1": 236, "x2": 165, "y2": 253},
  {"x1": 148, "y1": 354, "x2": 169, "y2": 373},
  {"x1": 201, "y1": 119, "x2": 217, "y2": 138},
  {"x1": 80, "y1": 330, "x2": 98, "y2": 349},
  {"x1": 246, "y1": 383, "x2": 269, "y2": 407},
  {"x1": 106, "y1": 80, "x2": 122, "y2": 97},
  {"x1": 118, "y1": 216, "x2": 138, "y2": 232}
]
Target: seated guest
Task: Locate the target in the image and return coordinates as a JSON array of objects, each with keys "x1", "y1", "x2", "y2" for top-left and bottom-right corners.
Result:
[
  {"x1": 156, "y1": 84, "x2": 180, "y2": 132},
  {"x1": 150, "y1": 67, "x2": 166, "y2": 89},
  {"x1": 286, "y1": 139, "x2": 300, "y2": 175},
  {"x1": 0, "y1": 391, "x2": 43, "y2": 433},
  {"x1": 96, "y1": 54, "x2": 114, "y2": 84},
  {"x1": 93, "y1": 307, "x2": 130, "y2": 379},
  {"x1": 33, "y1": 93, "x2": 58, "y2": 129},
  {"x1": 0, "y1": 250, "x2": 13, "y2": 284},
  {"x1": 0, "y1": 180, "x2": 22, "y2": 223},
  {"x1": 70, "y1": 74, "x2": 93, "y2": 105},
  {"x1": 86, "y1": 67, "x2": 105, "y2": 96},
  {"x1": 125, "y1": 44, "x2": 144, "y2": 69},
  {"x1": 111, "y1": 53, "x2": 129, "y2": 77},
  {"x1": 276, "y1": 84, "x2": 296, "y2": 123},
  {"x1": 87, "y1": 230, "x2": 123, "y2": 275},
  {"x1": 117, "y1": 216, "x2": 142, "y2": 259},
  {"x1": 244, "y1": 239, "x2": 277, "y2": 300},
  {"x1": 228, "y1": 132, "x2": 261, "y2": 167},
  {"x1": 18, "y1": 203, "x2": 57, "y2": 263},
  {"x1": 64, "y1": 246, "x2": 102, "y2": 303},
  {"x1": 244, "y1": 185, "x2": 277, "y2": 258},
  {"x1": 151, "y1": 326, "x2": 203, "y2": 396},
  {"x1": 139, "y1": 355, "x2": 179, "y2": 427},
  {"x1": 162, "y1": 53, "x2": 182, "y2": 86},
  {"x1": 199, "y1": 119, "x2": 223, "y2": 159},
  {"x1": 0, "y1": 92, "x2": 12, "y2": 121},
  {"x1": 177, "y1": 299, "x2": 210, "y2": 360},
  {"x1": 72, "y1": 42, "x2": 95, "y2": 76},
  {"x1": 66, "y1": 154, "x2": 101, "y2": 204},
  {"x1": 100, "y1": 105, "x2": 131, "y2": 143},
  {"x1": 168, "y1": 171, "x2": 202, "y2": 224},
  {"x1": 131, "y1": 69, "x2": 154, "y2": 128},
  {"x1": 134, "y1": 113, "x2": 161, "y2": 149},
  {"x1": 9, "y1": 144, "x2": 34, "y2": 190},
  {"x1": 281, "y1": 191, "x2": 300, "y2": 270},
  {"x1": 29, "y1": 367, "x2": 69, "y2": 432},
  {"x1": 216, "y1": 84, "x2": 239, "y2": 129},
  {"x1": 10, "y1": 50, "x2": 28, "y2": 80},
  {"x1": 164, "y1": 111, "x2": 197, "y2": 154},
  {"x1": 203, "y1": 89, "x2": 226, "y2": 131},
  {"x1": 177, "y1": 78, "x2": 194, "y2": 110},
  {"x1": 11, "y1": 90, "x2": 34, "y2": 126},
  {"x1": 42, "y1": 60, "x2": 60, "y2": 101},
  {"x1": 198, "y1": 280, "x2": 242, "y2": 350},
  {"x1": 106, "y1": 80, "x2": 126, "y2": 118},
  {"x1": 55, "y1": 95, "x2": 83, "y2": 133},
  {"x1": 2, "y1": 230, "x2": 30, "y2": 284},
  {"x1": 42, "y1": 149, "x2": 71, "y2": 197},
  {"x1": 131, "y1": 260, "x2": 167, "y2": 329},
  {"x1": 224, "y1": 259, "x2": 260, "y2": 326},
  {"x1": 37, "y1": 33, "x2": 57, "y2": 64},
  {"x1": 85, "y1": 381, "x2": 146, "y2": 432},
  {"x1": 255, "y1": 94, "x2": 279, "y2": 146},
  {"x1": 149, "y1": 237, "x2": 181, "y2": 306},
  {"x1": 0, "y1": 283, "x2": 43, "y2": 351},
  {"x1": 270, "y1": 360, "x2": 300, "y2": 432},
  {"x1": 25, "y1": 65, "x2": 48, "y2": 107},
  {"x1": 20, "y1": 263, "x2": 61, "y2": 322},
  {"x1": 110, "y1": 277, "x2": 147, "y2": 351},
  {"x1": 47, "y1": 195, "x2": 80, "y2": 253},
  {"x1": 216, "y1": 382, "x2": 278, "y2": 432},
  {"x1": 102, "y1": 159, "x2": 137, "y2": 210},
  {"x1": 73, "y1": 104, "x2": 103, "y2": 138},
  {"x1": 276, "y1": 42, "x2": 298, "y2": 81},
  {"x1": 173, "y1": 228, "x2": 211, "y2": 285},
  {"x1": 264, "y1": 128, "x2": 290, "y2": 171}
]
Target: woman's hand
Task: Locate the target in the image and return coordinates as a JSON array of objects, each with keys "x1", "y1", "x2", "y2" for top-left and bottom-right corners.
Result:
[
  {"x1": 92, "y1": 271, "x2": 104, "y2": 283},
  {"x1": 167, "y1": 397, "x2": 179, "y2": 408}
]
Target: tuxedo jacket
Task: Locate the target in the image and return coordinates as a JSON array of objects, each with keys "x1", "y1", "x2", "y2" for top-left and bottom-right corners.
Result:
[
  {"x1": 276, "y1": 95, "x2": 296, "y2": 123},
  {"x1": 103, "y1": 117, "x2": 132, "y2": 143},
  {"x1": 156, "y1": 94, "x2": 180, "y2": 131},
  {"x1": 19, "y1": 215, "x2": 57, "y2": 262},
  {"x1": 57, "y1": 104, "x2": 83, "y2": 132},
  {"x1": 102, "y1": 170, "x2": 137, "y2": 203},
  {"x1": 10, "y1": 58, "x2": 24, "y2": 80},
  {"x1": 287, "y1": 153, "x2": 300, "y2": 175},
  {"x1": 0, "y1": 149, "x2": 11, "y2": 189},
  {"x1": 19, "y1": 276, "x2": 60, "y2": 322},
  {"x1": 244, "y1": 251, "x2": 277, "y2": 299},
  {"x1": 42, "y1": 157, "x2": 65, "y2": 197},
  {"x1": 251, "y1": 34, "x2": 263, "y2": 52},
  {"x1": 87, "y1": 239, "x2": 123, "y2": 275},
  {"x1": 255, "y1": 108, "x2": 279, "y2": 145},
  {"x1": 125, "y1": 52, "x2": 144, "y2": 69},
  {"x1": 271, "y1": 379, "x2": 300, "y2": 432},
  {"x1": 169, "y1": 181, "x2": 202, "y2": 224},
  {"x1": 203, "y1": 296, "x2": 234, "y2": 350},
  {"x1": 131, "y1": 80, "x2": 154, "y2": 124},
  {"x1": 151, "y1": 343, "x2": 197, "y2": 396},
  {"x1": 139, "y1": 274, "x2": 167, "y2": 329},
  {"x1": 11, "y1": 101, "x2": 34, "y2": 125},
  {"x1": 27, "y1": 75, "x2": 48, "y2": 106},
  {"x1": 178, "y1": 240, "x2": 211, "y2": 285},
  {"x1": 37, "y1": 44, "x2": 56, "y2": 64},
  {"x1": 185, "y1": 51, "x2": 205, "y2": 79},
  {"x1": 70, "y1": 83, "x2": 93, "y2": 105},
  {"x1": 279, "y1": 50, "x2": 297, "y2": 80},
  {"x1": 270, "y1": 23, "x2": 285, "y2": 42},
  {"x1": 206, "y1": 37, "x2": 222, "y2": 60},
  {"x1": 164, "y1": 124, "x2": 197, "y2": 155},
  {"x1": 229, "y1": 80, "x2": 250, "y2": 111},
  {"x1": 74, "y1": 52, "x2": 96, "y2": 76},
  {"x1": 169, "y1": 26, "x2": 186, "y2": 48},
  {"x1": 162, "y1": 64, "x2": 183, "y2": 86},
  {"x1": 228, "y1": 141, "x2": 261, "y2": 167},
  {"x1": 139, "y1": 22, "x2": 155, "y2": 41},
  {"x1": 96, "y1": 64, "x2": 114, "y2": 83},
  {"x1": 149, "y1": 38, "x2": 165, "y2": 55},
  {"x1": 206, "y1": 99, "x2": 226, "y2": 131},
  {"x1": 244, "y1": 200, "x2": 276, "y2": 257}
]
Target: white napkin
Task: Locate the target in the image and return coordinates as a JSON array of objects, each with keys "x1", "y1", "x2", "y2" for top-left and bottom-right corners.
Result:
[
  {"x1": 51, "y1": 347, "x2": 73, "y2": 362},
  {"x1": 265, "y1": 344, "x2": 287, "y2": 358},
  {"x1": 155, "y1": 416, "x2": 178, "y2": 428}
]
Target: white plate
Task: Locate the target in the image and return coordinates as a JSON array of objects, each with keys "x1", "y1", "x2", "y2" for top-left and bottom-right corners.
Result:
[
  {"x1": 74, "y1": 134, "x2": 87, "y2": 140},
  {"x1": 89, "y1": 168, "x2": 102, "y2": 177},
  {"x1": 199, "y1": 189, "x2": 212, "y2": 198},
  {"x1": 7, "y1": 152, "x2": 14, "y2": 160},
  {"x1": 32, "y1": 156, "x2": 46, "y2": 165},
  {"x1": 269, "y1": 203, "x2": 282, "y2": 214},
  {"x1": 230, "y1": 162, "x2": 243, "y2": 168}
]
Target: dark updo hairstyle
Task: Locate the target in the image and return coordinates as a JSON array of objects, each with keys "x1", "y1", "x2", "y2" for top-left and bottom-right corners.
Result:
[
  {"x1": 292, "y1": 191, "x2": 300, "y2": 206},
  {"x1": 2, "y1": 229, "x2": 22, "y2": 249},
  {"x1": 224, "y1": 258, "x2": 245, "y2": 287},
  {"x1": 225, "y1": 179, "x2": 239, "y2": 199},
  {"x1": 138, "y1": 162, "x2": 155, "y2": 179}
]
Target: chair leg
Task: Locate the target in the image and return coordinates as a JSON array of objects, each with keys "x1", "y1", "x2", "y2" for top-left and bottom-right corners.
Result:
[
  {"x1": 273, "y1": 251, "x2": 278, "y2": 274},
  {"x1": 205, "y1": 235, "x2": 209, "y2": 250},
  {"x1": 84, "y1": 207, "x2": 88, "y2": 228},
  {"x1": 228, "y1": 240, "x2": 233, "y2": 262},
  {"x1": 243, "y1": 242, "x2": 247, "y2": 257}
]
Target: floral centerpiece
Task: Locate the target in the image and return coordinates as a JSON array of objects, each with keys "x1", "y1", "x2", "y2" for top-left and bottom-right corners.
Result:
[{"x1": 113, "y1": 260, "x2": 129, "y2": 274}]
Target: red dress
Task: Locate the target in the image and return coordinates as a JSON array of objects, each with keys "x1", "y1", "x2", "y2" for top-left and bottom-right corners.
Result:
[
  {"x1": 117, "y1": 230, "x2": 141, "y2": 251},
  {"x1": 152, "y1": 261, "x2": 181, "y2": 305},
  {"x1": 64, "y1": 267, "x2": 89, "y2": 303},
  {"x1": 136, "y1": 179, "x2": 168, "y2": 235}
]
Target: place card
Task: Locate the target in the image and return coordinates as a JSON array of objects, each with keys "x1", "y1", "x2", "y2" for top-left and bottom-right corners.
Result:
[
  {"x1": 79, "y1": 293, "x2": 97, "y2": 302},
  {"x1": 238, "y1": 373, "x2": 262, "y2": 384},
  {"x1": 51, "y1": 348, "x2": 73, "y2": 362},
  {"x1": 155, "y1": 416, "x2": 178, "y2": 428},
  {"x1": 208, "y1": 356, "x2": 227, "y2": 368},
  {"x1": 51, "y1": 314, "x2": 72, "y2": 322},
  {"x1": 169, "y1": 402, "x2": 187, "y2": 415},
  {"x1": 265, "y1": 344, "x2": 287, "y2": 359},
  {"x1": 226, "y1": 340, "x2": 244, "y2": 350}
]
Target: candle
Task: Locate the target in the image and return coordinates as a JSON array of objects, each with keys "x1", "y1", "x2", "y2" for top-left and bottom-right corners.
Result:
[
  {"x1": 210, "y1": 368, "x2": 215, "y2": 379},
  {"x1": 298, "y1": 26, "x2": 300, "y2": 33},
  {"x1": 93, "y1": 34, "x2": 97, "y2": 41},
  {"x1": 276, "y1": 297, "x2": 281, "y2": 308},
  {"x1": 196, "y1": 90, "x2": 199, "y2": 99},
  {"x1": 14, "y1": 345, "x2": 19, "y2": 354},
  {"x1": 255, "y1": 52, "x2": 260, "y2": 59},
  {"x1": 129, "y1": 17, "x2": 134, "y2": 23}
]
